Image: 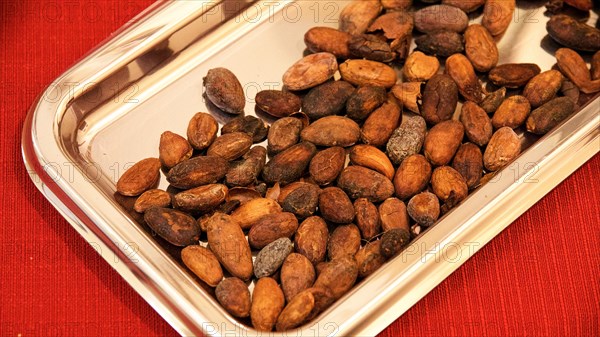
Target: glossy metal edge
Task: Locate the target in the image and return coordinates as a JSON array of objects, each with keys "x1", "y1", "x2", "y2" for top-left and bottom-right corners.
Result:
[{"x1": 22, "y1": 1, "x2": 600, "y2": 337}]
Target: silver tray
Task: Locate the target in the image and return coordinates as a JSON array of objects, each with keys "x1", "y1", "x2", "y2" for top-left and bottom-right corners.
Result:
[{"x1": 22, "y1": 1, "x2": 600, "y2": 336}]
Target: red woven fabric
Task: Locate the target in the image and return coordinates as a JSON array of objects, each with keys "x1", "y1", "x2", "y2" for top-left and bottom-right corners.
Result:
[{"x1": 1, "y1": 1, "x2": 599, "y2": 336}]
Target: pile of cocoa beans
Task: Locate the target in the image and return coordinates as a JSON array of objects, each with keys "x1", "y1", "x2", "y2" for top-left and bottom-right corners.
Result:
[{"x1": 115, "y1": 0, "x2": 599, "y2": 332}]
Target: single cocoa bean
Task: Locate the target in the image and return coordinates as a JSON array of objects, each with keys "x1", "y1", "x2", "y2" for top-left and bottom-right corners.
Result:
[
  {"x1": 452, "y1": 143, "x2": 483, "y2": 189},
  {"x1": 294, "y1": 216, "x2": 329, "y2": 265},
  {"x1": 489, "y1": 63, "x2": 542, "y2": 88},
  {"x1": 216, "y1": 277, "x2": 251, "y2": 318},
  {"x1": 526, "y1": 97, "x2": 575, "y2": 135},
  {"x1": 424, "y1": 120, "x2": 465, "y2": 166},
  {"x1": 482, "y1": 0, "x2": 516, "y2": 36},
  {"x1": 464, "y1": 24, "x2": 499, "y2": 72},
  {"x1": 166, "y1": 156, "x2": 228, "y2": 189},
  {"x1": 144, "y1": 207, "x2": 200, "y2": 247},
  {"x1": 204, "y1": 68, "x2": 245, "y2": 114},
  {"x1": 328, "y1": 224, "x2": 361, "y2": 260},
  {"x1": 255, "y1": 90, "x2": 301, "y2": 118},
  {"x1": 483, "y1": 127, "x2": 521, "y2": 171},
  {"x1": 491, "y1": 95, "x2": 531, "y2": 129},
  {"x1": 283, "y1": 53, "x2": 338, "y2": 91},
  {"x1": 353, "y1": 198, "x2": 381, "y2": 240},
  {"x1": 378, "y1": 197, "x2": 410, "y2": 232},
  {"x1": 421, "y1": 74, "x2": 459, "y2": 125},
  {"x1": 304, "y1": 26, "x2": 352, "y2": 59},
  {"x1": 415, "y1": 30, "x2": 465, "y2": 58},
  {"x1": 338, "y1": 166, "x2": 395, "y2": 202},
  {"x1": 407, "y1": 192, "x2": 440, "y2": 227},
  {"x1": 302, "y1": 81, "x2": 355, "y2": 120},
  {"x1": 116, "y1": 158, "x2": 161, "y2": 196},
  {"x1": 187, "y1": 112, "x2": 218, "y2": 150},
  {"x1": 386, "y1": 114, "x2": 427, "y2": 165},
  {"x1": 181, "y1": 245, "x2": 223, "y2": 287},
  {"x1": 262, "y1": 141, "x2": 317, "y2": 185},
  {"x1": 393, "y1": 154, "x2": 432, "y2": 200},
  {"x1": 460, "y1": 101, "x2": 493, "y2": 146},
  {"x1": 445, "y1": 53, "x2": 485, "y2": 103},
  {"x1": 319, "y1": 187, "x2": 355, "y2": 224}
]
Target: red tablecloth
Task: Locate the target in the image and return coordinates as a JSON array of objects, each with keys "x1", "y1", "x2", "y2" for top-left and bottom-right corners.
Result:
[{"x1": 2, "y1": 1, "x2": 599, "y2": 336}]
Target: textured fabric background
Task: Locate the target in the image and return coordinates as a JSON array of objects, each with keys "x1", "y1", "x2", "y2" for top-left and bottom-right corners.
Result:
[{"x1": 1, "y1": 1, "x2": 599, "y2": 336}]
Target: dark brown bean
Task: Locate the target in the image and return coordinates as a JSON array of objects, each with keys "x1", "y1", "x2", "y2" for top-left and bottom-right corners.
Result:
[
  {"x1": 304, "y1": 26, "x2": 352, "y2": 59},
  {"x1": 492, "y1": 95, "x2": 531, "y2": 129},
  {"x1": 421, "y1": 74, "x2": 459, "y2": 125},
  {"x1": 480, "y1": 87, "x2": 506, "y2": 114},
  {"x1": 248, "y1": 212, "x2": 299, "y2": 249},
  {"x1": 280, "y1": 182, "x2": 320, "y2": 218},
  {"x1": 216, "y1": 278, "x2": 251, "y2": 318},
  {"x1": 547, "y1": 14, "x2": 600, "y2": 52},
  {"x1": 166, "y1": 156, "x2": 228, "y2": 189},
  {"x1": 407, "y1": 192, "x2": 440, "y2": 227},
  {"x1": 414, "y1": 5, "x2": 468, "y2": 33},
  {"x1": 338, "y1": 166, "x2": 395, "y2": 203},
  {"x1": 187, "y1": 112, "x2": 218, "y2": 150},
  {"x1": 526, "y1": 97, "x2": 575, "y2": 135},
  {"x1": 380, "y1": 228, "x2": 411, "y2": 258},
  {"x1": 348, "y1": 34, "x2": 396, "y2": 63},
  {"x1": 204, "y1": 68, "x2": 245, "y2": 114},
  {"x1": 489, "y1": 64, "x2": 542, "y2": 88},
  {"x1": 328, "y1": 224, "x2": 361, "y2": 260},
  {"x1": 255, "y1": 90, "x2": 301, "y2": 118},
  {"x1": 144, "y1": 207, "x2": 200, "y2": 247},
  {"x1": 460, "y1": 101, "x2": 493, "y2": 146},
  {"x1": 309, "y1": 146, "x2": 346, "y2": 186},
  {"x1": 393, "y1": 154, "x2": 432, "y2": 200},
  {"x1": 319, "y1": 187, "x2": 355, "y2": 224},
  {"x1": 423, "y1": 120, "x2": 465, "y2": 166},
  {"x1": 221, "y1": 116, "x2": 268, "y2": 143},
  {"x1": 415, "y1": 30, "x2": 464, "y2": 57},
  {"x1": 452, "y1": 143, "x2": 483, "y2": 190},
  {"x1": 346, "y1": 86, "x2": 387, "y2": 121},
  {"x1": 225, "y1": 146, "x2": 267, "y2": 187},
  {"x1": 262, "y1": 142, "x2": 317, "y2": 185},
  {"x1": 302, "y1": 81, "x2": 355, "y2": 120},
  {"x1": 354, "y1": 198, "x2": 381, "y2": 240},
  {"x1": 267, "y1": 117, "x2": 304, "y2": 155},
  {"x1": 378, "y1": 197, "x2": 410, "y2": 232},
  {"x1": 116, "y1": 158, "x2": 161, "y2": 197},
  {"x1": 294, "y1": 216, "x2": 329, "y2": 265}
]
